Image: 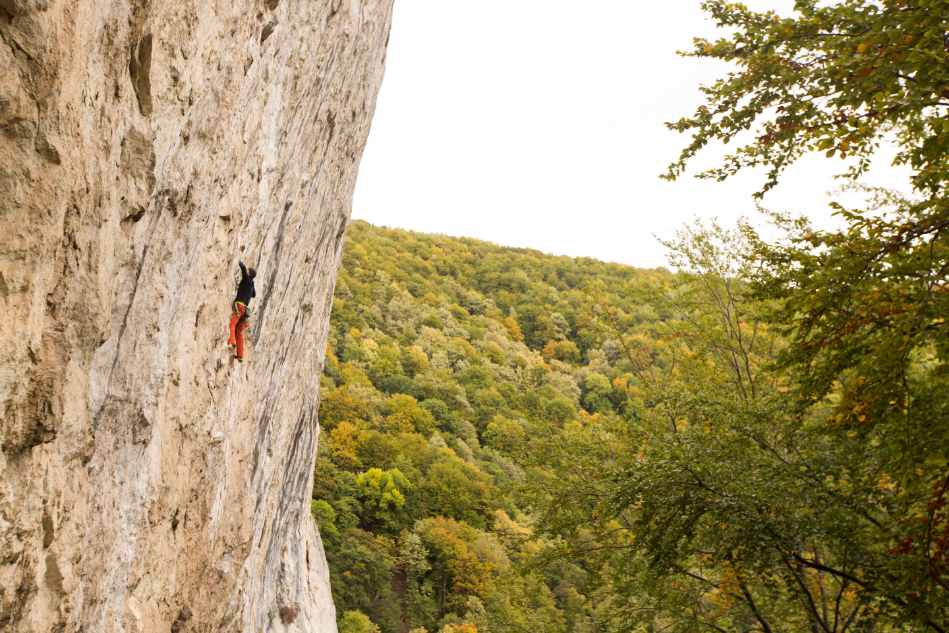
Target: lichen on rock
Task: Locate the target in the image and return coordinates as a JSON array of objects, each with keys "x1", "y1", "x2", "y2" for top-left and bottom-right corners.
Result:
[{"x1": 0, "y1": 0, "x2": 393, "y2": 630}]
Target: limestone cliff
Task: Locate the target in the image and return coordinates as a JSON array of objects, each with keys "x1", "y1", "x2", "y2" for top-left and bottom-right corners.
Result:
[{"x1": 0, "y1": 0, "x2": 393, "y2": 630}]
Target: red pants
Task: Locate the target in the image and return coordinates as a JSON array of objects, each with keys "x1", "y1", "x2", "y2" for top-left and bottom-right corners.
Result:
[{"x1": 228, "y1": 303, "x2": 248, "y2": 357}]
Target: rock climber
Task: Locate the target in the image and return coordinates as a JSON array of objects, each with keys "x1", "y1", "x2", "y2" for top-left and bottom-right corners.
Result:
[{"x1": 228, "y1": 261, "x2": 256, "y2": 362}]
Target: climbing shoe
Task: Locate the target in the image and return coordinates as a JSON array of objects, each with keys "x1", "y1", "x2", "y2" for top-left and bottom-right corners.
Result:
[
  {"x1": 227, "y1": 343, "x2": 235, "y2": 350},
  {"x1": 235, "y1": 356, "x2": 243, "y2": 363}
]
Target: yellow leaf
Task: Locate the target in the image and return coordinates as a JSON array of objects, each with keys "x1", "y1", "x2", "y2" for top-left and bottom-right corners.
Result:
[
  {"x1": 857, "y1": 43, "x2": 869, "y2": 53},
  {"x1": 704, "y1": 45, "x2": 714, "y2": 53},
  {"x1": 778, "y1": 387, "x2": 789, "y2": 393}
]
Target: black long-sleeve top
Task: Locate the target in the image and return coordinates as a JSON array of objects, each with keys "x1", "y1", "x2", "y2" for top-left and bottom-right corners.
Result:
[{"x1": 235, "y1": 262, "x2": 256, "y2": 306}]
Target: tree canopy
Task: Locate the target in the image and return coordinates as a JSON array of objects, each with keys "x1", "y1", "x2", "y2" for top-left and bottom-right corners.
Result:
[
  {"x1": 531, "y1": 1, "x2": 949, "y2": 631},
  {"x1": 316, "y1": 220, "x2": 671, "y2": 633},
  {"x1": 318, "y1": 2, "x2": 949, "y2": 631}
]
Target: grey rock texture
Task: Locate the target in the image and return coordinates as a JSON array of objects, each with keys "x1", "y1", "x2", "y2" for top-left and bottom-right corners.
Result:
[{"x1": 0, "y1": 0, "x2": 393, "y2": 631}]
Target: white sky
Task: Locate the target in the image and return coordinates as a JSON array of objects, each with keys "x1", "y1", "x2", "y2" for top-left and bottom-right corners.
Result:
[{"x1": 352, "y1": 1, "x2": 912, "y2": 268}]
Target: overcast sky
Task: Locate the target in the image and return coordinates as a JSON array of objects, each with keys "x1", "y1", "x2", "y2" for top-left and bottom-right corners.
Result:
[{"x1": 351, "y1": 1, "x2": 911, "y2": 268}]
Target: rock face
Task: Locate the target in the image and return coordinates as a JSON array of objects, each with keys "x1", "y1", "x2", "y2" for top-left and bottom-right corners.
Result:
[{"x1": 0, "y1": 0, "x2": 393, "y2": 630}]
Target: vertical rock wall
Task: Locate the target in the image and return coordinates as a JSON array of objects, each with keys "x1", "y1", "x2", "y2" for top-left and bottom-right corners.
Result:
[{"x1": 0, "y1": 0, "x2": 393, "y2": 630}]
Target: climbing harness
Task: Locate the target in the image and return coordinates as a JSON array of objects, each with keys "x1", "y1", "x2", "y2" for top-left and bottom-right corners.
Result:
[
  {"x1": 233, "y1": 301, "x2": 252, "y2": 322},
  {"x1": 204, "y1": 356, "x2": 238, "y2": 588}
]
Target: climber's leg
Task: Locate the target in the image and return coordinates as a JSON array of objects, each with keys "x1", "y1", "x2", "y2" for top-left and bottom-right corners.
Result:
[
  {"x1": 235, "y1": 319, "x2": 247, "y2": 360},
  {"x1": 228, "y1": 305, "x2": 240, "y2": 348}
]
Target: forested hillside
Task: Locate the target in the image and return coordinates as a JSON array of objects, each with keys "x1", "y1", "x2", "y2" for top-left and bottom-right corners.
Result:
[
  {"x1": 314, "y1": 220, "x2": 670, "y2": 633},
  {"x1": 319, "y1": 1, "x2": 949, "y2": 631}
]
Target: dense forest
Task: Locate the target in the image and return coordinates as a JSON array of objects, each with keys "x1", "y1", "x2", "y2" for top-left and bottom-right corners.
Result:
[
  {"x1": 315, "y1": 219, "x2": 671, "y2": 633},
  {"x1": 319, "y1": 1, "x2": 949, "y2": 632}
]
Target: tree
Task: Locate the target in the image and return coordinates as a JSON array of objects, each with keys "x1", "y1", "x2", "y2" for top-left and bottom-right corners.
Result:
[
  {"x1": 483, "y1": 416, "x2": 526, "y2": 456},
  {"x1": 423, "y1": 314, "x2": 445, "y2": 330},
  {"x1": 402, "y1": 346, "x2": 431, "y2": 377},
  {"x1": 329, "y1": 421, "x2": 364, "y2": 471},
  {"x1": 663, "y1": 0, "x2": 949, "y2": 199},
  {"x1": 528, "y1": 6, "x2": 949, "y2": 610},
  {"x1": 463, "y1": 291, "x2": 487, "y2": 315},
  {"x1": 339, "y1": 361, "x2": 375, "y2": 389},
  {"x1": 382, "y1": 375, "x2": 426, "y2": 400},
  {"x1": 368, "y1": 345, "x2": 402, "y2": 386},
  {"x1": 531, "y1": 224, "x2": 909, "y2": 631},
  {"x1": 549, "y1": 312, "x2": 571, "y2": 340},
  {"x1": 421, "y1": 457, "x2": 495, "y2": 529},
  {"x1": 543, "y1": 397, "x2": 576, "y2": 424},
  {"x1": 415, "y1": 517, "x2": 498, "y2": 613},
  {"x1": 419, "y1": 398, "x2": 460, "y2": 435},
  {"x1": 659, "y1": 0, "x2": 949, "y2": 626},
  {"x1": 541, "y1": 340, "x2": 558, "y2": 362},
  {"x1": 338, "y1": 611, "x2": 382, "y2": 633},
  {"x1": 581, "y1": 374, "x2": 613, "y2": 415},
  {"x1": 469, "y1": 387, "x2": 508, "y2": 428},
  {"x1": 356, "y1": 431, "x2": 398, "y2": 471},
  {"x1": 484, "y1": 342, "x2": 506, "y2": 365},
  {"x1": 320, "y1": 386, "x2": 372, "y2": 431},
  {"x1": 382, "y1": 394, "x2": 436, "y2": 436},
  {"x1": 399, "y1": 531, "x2": 438, "y2": 630},
  {"x1": 553, "y1": 341, "x2": 580, "y2": 364},
  {"x1": 311, "y1": 499, "x2": 340, "y2": 546},
  {"x1": 503, "y1": 316, "x2": 524, "y2": 342},
  {"x1": 440, "y1": 624, "x2": 478, "y2": 633},
  {"x1": 356, "y1": 468, "x2": 411, "y2": 532},
  {"x1": 329, "y1": 529, "x2": 398, "y2": 631}
]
